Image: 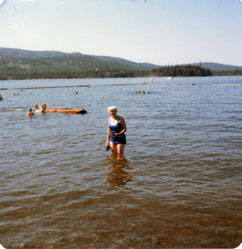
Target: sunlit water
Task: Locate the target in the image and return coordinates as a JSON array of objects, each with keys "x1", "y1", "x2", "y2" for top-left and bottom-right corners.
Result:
[{"x1": 0, "y1": 77, "x2": 242, "y2": 248}]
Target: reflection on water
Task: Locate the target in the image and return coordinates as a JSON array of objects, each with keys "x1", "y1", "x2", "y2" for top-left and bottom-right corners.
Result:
[{"x1": 106, "y1": 155, "x2": 132, "y2": 187}]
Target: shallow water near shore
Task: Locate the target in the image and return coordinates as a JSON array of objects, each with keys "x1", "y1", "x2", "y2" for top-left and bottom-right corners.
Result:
[{"x1": 0, "y1": 76, "x2": 242, "y2": 248}]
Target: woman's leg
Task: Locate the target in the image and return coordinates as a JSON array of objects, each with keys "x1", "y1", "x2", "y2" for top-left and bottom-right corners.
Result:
[
  {"x1": 117, "y1": 144, "x2": 125, "y2": 156},
  {"x1": 110, "y1": 142, "x2": 118, "y2": 155}
]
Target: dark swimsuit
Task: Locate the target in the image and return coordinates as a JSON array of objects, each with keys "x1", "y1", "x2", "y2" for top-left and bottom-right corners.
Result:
[{"x1": 109, "y1": 118, "x2": 126, "y2": 144}]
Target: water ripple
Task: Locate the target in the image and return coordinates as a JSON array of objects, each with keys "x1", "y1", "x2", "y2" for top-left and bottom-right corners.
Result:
[{"x1": 1, "y1": 77, "x2": 242, "y2": 248}]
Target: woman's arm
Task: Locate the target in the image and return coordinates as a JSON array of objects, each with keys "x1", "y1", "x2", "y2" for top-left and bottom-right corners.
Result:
[
  {"x1": 106, "y1": 127, "x2": 111, "y2": 150},
  {"x1": 107, "y1": 127, "x2": 111, "y2": 140},
  {"x1": 107, "y1": 118, "x2": 111, "y2": 140},
  {"x1": 117, "y1": 116, "x2": 127, "y2": 135}
]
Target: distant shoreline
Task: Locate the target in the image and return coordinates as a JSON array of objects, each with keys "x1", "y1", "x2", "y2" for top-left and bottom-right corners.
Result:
[
  {"x1": 1, "y1": 73, "x2": 242, "y2": 81},
  {"x1": 1, "y1": 76, "x2": 242, "y2": 91},
  {"x1": 1, "y1": 65, "x2": 242, "y2": 81}
]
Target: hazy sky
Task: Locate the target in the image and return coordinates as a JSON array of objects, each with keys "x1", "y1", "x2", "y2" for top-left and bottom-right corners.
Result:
[{"x1": 0, "y1": 0, "x2": 242, "y2": 66}]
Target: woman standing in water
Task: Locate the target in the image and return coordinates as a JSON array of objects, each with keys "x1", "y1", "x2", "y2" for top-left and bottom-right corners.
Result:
[{"x1": 106, "y1": 106, "x2": 127, "y2": 157}]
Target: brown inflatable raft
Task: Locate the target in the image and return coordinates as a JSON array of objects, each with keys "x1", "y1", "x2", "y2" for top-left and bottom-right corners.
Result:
[{"x1": 46, "y1": 108, "x2": 87, "y2": 114}]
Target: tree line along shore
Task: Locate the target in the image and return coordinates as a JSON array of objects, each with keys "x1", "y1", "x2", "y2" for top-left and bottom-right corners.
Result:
[{"x1": 0, "y1": 64, "x2": 241, "y2": 80}]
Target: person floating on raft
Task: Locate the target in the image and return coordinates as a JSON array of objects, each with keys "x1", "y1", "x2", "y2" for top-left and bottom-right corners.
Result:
[
  {"x1": 35, "y1": 104, "x2": 87, "y2": 114},
  {"x1": 35, "y1": 104, "x2": 47, "y2": 113}
]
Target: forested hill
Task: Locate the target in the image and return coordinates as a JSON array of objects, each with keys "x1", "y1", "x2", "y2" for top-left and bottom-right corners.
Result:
[
  {"x1": 0, "y1": 47, "x2": 160, "y2": 69},
  {"x1": 0, "y1": 47, "x2": 69, "y2": 58},
  {"x1": 152, "y1": 65, "x2": 212, "y2": 77},
  {"x1": 193, "y1": 62, "x2": 242, "y2": 71},
  {"x1": 0, "y1": 47, "x2": 241, "y2": 80},
  {"x1": 0, "y1": 47, "x2": 160, "y2": 80}
]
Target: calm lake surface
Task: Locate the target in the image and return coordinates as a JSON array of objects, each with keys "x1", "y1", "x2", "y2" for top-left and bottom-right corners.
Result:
[{"x1": 0, "y1": 76, "x2": 242, "y2": 249}]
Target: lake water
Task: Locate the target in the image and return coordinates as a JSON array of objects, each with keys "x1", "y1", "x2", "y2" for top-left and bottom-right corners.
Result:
[{"x1": 0, "y1": 76, "x2": 242, "y2": 249}]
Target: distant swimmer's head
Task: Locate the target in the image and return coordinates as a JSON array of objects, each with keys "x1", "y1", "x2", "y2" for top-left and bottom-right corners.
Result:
[
  {"x1": 108, "y1": 106, "x2": 118, "y2": 115},
  {"x1": 41, "y1": 104, "x2": 47, "y2": 110},
  {"x1": 26, "y1": 108, "x2": 34, "y2": 116}
]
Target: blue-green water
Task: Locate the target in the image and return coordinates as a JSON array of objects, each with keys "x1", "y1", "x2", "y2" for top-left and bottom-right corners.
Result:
[{"x1": 0, "y1": 76, "x2": 242, "y2": 248}]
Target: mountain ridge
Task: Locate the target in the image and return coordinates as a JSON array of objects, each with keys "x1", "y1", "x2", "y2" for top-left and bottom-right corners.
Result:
[
  {"x1": 1, "y1": 47, "x2": 241, "y2": 71},
  {"x1": 192, "y1": 62, "x2": 242, "y2": 71},
  {"x1": 0, "y1": 47, "x2": 241, "y2": 80},
  {"x1": 0, "y1": 47, "x2": 158, "y2": 70}
]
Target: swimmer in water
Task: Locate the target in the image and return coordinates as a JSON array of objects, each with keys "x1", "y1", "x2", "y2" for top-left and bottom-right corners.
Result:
[
  {"x1": 40, "y1": 104, "x2": 47, "y2": 113},
  {"x1": 35, "y1": 104, "x2": 47, "y2": 113},
  {"x1": 26, "y1": 108, "x2": 34, "y2": 116}
]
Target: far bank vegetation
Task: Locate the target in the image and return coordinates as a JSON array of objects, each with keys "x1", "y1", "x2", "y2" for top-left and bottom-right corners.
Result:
[{"x1": 0, "y1": 59, "x2": 241, "y2": 80}]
